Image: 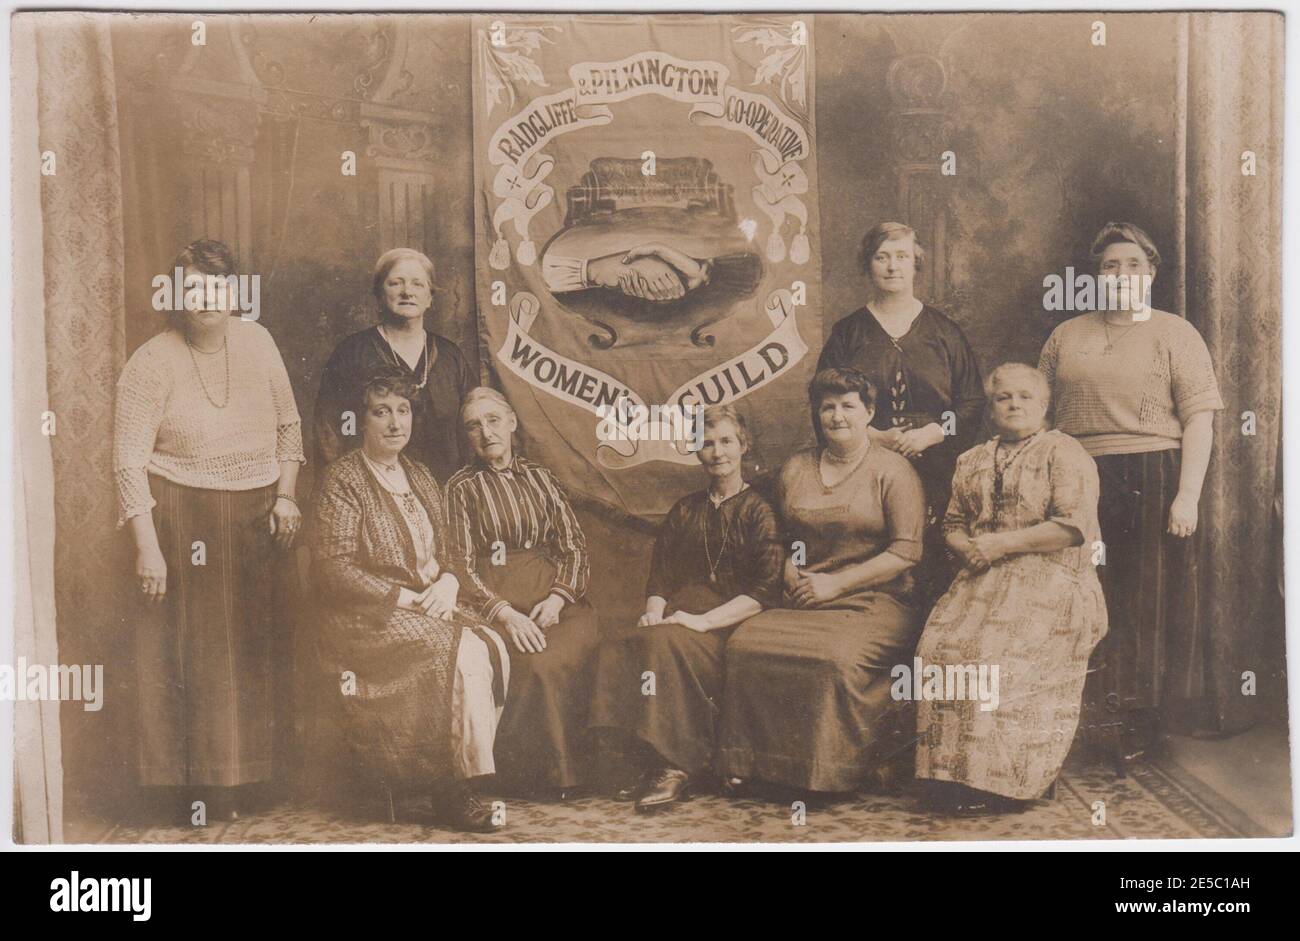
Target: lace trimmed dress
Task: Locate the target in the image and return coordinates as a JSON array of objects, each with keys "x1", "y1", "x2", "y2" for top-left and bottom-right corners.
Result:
[{"x1": 311, "y1": 450, "x2": 507, "y2": 789}]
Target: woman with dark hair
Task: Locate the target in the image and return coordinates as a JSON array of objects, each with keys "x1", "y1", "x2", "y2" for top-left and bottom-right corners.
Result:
[
  {"x1": 444, "y1": 387, "x2": 599, "y2": 799},
  {"x1": 817, "y1": 222, "x2": 984, "y2": 599},
  {"x1": 720, "y1": 367, "x2": 927, "y2": 794},
  {"x1": 1038, "y1": 221, "x2": 1223, "y2": 756},
  {"x1": 915, "y1": 364, "x2": 1107, "y2": 815},
  {"x1": 312, "y1": 372, "x2": 508, "y2": 832},
  {"x1": 314, "y1": 248, "x2": 476, "y2": 484},
  {"x1": 588, "y1": 405, "x2": 784, "y2": 812},
  {"x1": 114, "y1": 238, "x2": 304, "y2": 821}
]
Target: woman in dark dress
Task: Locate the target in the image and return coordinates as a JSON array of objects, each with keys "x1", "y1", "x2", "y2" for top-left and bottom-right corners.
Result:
[
  {"x1": 817, "y1": 222, "x2": 984, "y2": 599},
  {"x1": 314, "y1": 248, "x2": 476, "y2": 484},
  {"x1": 444, "y1": 387, "x2": 599, "y2": 798},
  {"x1": 589, "y1": 405, "x2": 784, "y2": 812}
]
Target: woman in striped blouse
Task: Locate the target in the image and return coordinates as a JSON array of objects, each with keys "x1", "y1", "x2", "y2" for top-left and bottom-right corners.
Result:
[{"x1": 445, "y1": 387, "x2": 599, "y2": 798}]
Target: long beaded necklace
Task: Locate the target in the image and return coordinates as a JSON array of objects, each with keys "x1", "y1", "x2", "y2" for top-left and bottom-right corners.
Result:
[
  {"x1": 992, "y1": 431, "x2": 1040, "y2": 522},
  {"x1": 378, "y1": 324, "x2": 431, "y2": 390},
  {"x1": 703, "y1": 500, "x2": 737, "y2": 584},
  {"x1": 185, "y1": 334, "x2": 230, "y2": 409}
]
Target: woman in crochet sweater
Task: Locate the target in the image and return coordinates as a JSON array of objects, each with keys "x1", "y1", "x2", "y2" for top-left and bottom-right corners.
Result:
[{"x1": 113, "y1": 239, "x2": 305, "y2": 824}]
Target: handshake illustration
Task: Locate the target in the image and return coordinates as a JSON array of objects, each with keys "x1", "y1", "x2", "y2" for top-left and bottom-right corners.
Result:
[
  {"x1": 543, "y1": 240, "x2": 761, "y2": 304},
  {"x1": 586, "y1": 243, "x2": 712, "y2": 302}
]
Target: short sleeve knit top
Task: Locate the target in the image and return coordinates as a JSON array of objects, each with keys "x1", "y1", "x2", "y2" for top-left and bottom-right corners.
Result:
[
  {"x1": 1038, "y1": 309, "x2": 1224, "y2": 457},
  {"x1": 113, "y1": 318, "x2": 305, "y2": 524}
]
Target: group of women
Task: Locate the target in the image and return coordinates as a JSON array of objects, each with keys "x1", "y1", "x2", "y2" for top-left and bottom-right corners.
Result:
[{"x1": 113, "y1": 218, "x2": 1223, "y2": 832}]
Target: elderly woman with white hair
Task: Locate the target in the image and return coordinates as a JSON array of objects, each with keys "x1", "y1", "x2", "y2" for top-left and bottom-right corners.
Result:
[
  {"x1": 914, "y1": 363, "x2": 1107, "y2": 815},
  {"x1": 445, "y1": 387, "x2": 599, "y2": 798},
  {"x1": 314, "y1": 247, "x2": 476, "y2": 484}
]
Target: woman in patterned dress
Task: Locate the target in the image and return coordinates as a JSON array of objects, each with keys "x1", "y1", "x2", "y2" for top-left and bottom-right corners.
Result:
[
  {"x1": 817, "y1": 222, "x2": 985, "y2": 601},
  {"x1": 312, "y1": 371, "x2": 508, "y2": 832},
  {"x1": 915, "y1": 363, "x2": 1107, "y2": 814}
]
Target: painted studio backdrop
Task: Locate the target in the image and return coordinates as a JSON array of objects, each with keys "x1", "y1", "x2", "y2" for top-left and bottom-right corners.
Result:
[
  {"x1": 9, "y1": 12, "x2": 1285, "y2": 839},
  {"x1": 475, "y1": 15, "x2": 820, "y2": 518}
]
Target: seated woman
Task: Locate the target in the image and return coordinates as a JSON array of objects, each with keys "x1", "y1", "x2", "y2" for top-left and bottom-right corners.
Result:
[
  {"x1": 720, "y1": 367, "x2": 926, "y2": 794},
  {"x1": 589, "y1": 405, "x2": 783, "y2": 812},
  {"x1": 915, "y1": 363, "x2": 1107, "y2": 814},
  {"x1": 311, "y1": 371, "x2": 508, "y2": 832},
  {"x1": 445, "y1": 387, "x2": 599, "y2": 798}
]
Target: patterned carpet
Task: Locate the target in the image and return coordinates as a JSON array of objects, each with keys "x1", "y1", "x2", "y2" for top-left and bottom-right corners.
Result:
[{"x1": 100, "y1": 759, "x2": 1246, "y2": 845}]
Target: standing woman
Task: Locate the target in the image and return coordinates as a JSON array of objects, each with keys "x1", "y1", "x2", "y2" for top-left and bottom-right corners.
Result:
[
  {"x1": 915, "y1": 364, "x2": 1107, "y2": 814},
  {"x1": 114, "y1": 238, "x2": 305, "y2": 822},
  {"x1": 720, "y1": 367, "x2": 927, "y2": 794},
  {"x1": 1039, "y1": 222, "x2": 1223, "y2": 755},
  {"x1": 588, "y1": 405, "x2": 784, "y2": 812},
  {"x1": 445, "y1": 387, "x2": 599, "y2": 798},
  {"x1": 817, "y1": 222, "x2": 984, "y2": 598},
  {"x1": 314, "y1": 248, "x2": 476, "y2": 484}
]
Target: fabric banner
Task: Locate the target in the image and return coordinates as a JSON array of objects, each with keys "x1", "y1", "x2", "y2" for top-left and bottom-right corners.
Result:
[{"x1": 473, "y1": 14, "x2": 821, "y2": 519}]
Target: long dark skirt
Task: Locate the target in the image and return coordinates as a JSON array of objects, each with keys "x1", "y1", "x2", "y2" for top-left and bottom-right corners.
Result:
[
  {"x1": 909, "y1": 450, "x2": 960, "y2": 605},
  {"x1": 1090, "y1": 448, "x2": 1202, "y2": 728},
  {"x1": 480, "y1": 549, "x2": 598, "y2": 790},
  {"x1": 134, "y1": 475, "x2": 278, "y2": 787},
  {"x1": 588, "y1": 583, "x2": 731, "y2": 775},
  {"x1": 720, "y1": 593, "x2": 921, "y2": 793}
]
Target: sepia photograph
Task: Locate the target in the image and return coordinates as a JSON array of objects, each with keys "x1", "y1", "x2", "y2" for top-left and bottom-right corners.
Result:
[{"x1": 4, "y1": 4, "x2": 1293, "y2": 859}]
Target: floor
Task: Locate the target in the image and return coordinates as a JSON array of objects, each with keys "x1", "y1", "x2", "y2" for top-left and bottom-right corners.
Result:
[
  {"x1": 1159, "y1": 724, "x2": 1293, "y2": 838},
  {"x1": 61, "y1": 748, "x2": 1289, "y2": 847},
  {"x1": 59, "y1": 726, "x2": 1292, "y2": 844}
]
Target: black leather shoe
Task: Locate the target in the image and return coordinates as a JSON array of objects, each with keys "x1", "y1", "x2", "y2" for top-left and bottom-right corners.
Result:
[
  {"x1": 432, "y1": 781, "x2": 503, "y2": 833},
  {"x1": 634, "y1": 767, "x2": 691, "y2": 813},
  {"x1": 613, "y1": 767, "x2": 653, "y2": 802}
]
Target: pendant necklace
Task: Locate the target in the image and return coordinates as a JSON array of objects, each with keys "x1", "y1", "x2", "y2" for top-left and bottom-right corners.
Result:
[
  {"x1": 704, "y1": 504, "x2": 736, "y2": 584},
  {"x1": 363, "y1": 450, "x2": 407, "y2": 488},
  {"x1": 1101, "y1": 316, "x2": 1139, "y2": 355},
  {"x1": 186, "y1": 334, "x2": 230, "y2": 409}
]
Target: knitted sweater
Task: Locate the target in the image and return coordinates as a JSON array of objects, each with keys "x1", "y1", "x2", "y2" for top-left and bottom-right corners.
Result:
[
  {"x1": 113, "y1": 318, "x2": 305, "y2": 524},
  {"x1": 1038, "y1": 310, "x2": 1223, "y2": 457}
]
